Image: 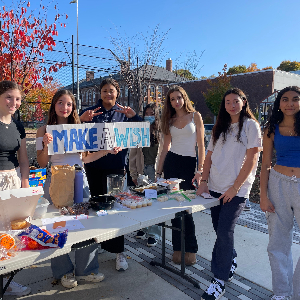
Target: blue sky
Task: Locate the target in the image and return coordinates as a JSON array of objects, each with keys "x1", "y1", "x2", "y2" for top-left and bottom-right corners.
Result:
[{"x1": 4, "y1": 0, "x2": 300, "y2": 78}]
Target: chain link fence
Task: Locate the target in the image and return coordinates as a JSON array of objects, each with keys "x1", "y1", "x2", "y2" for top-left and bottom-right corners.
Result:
[{"x1": 18, "y1": 37, "x2": 121, "y2": 127}]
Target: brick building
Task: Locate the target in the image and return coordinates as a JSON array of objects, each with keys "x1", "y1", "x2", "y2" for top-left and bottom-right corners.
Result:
[
  {"x1": 66, "y1": 59, "x2": 186, "y2": 111},
  {"x1": 166, "y1": 69, "x2": 300, "y2": 123}
]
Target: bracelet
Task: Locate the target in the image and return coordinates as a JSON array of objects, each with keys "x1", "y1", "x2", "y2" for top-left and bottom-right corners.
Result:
[
  {"x1": 232, "y1": 185, "x2": 239, "y2": 192},
  {"x1": 156, "y1": 172, "x2": 162, "y2": 175},
  {"x1": 196, "y1": 170, "x2": 203, "y2": 175},
  {"x1": 200, "y1": 179, "x2": 208, "y2": 183}
]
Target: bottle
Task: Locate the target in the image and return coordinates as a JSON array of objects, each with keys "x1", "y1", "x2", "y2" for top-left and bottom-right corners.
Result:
[{"x1": 74, "y1": 164, "x2": 83, "y2": 203}]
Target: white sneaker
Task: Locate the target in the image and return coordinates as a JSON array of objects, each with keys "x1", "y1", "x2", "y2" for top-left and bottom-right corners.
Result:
[
  {"x1": 3, "y1": 278, "x2": 31, "y2": 296},
  {"x1": 201, "y1": 278, "x2": 225, "y2": 300},
  {"x1": 116, "y1": 253, "x2": 128, "y2": 271},
  {"x1": 77, "y1": 272, "x2": 105, "y2": 282},
  {"x1": 271, "y1": 296, "x2": 291, "y2": 300},
  {"x1": 61, "y1": 273, "x2": 78, "y2": 289}
]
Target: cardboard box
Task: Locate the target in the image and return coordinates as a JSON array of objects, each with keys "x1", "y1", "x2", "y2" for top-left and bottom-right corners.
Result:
[
  {"x1": 29, "y1": 168, "x2": 46, "y2": 187},
  {"x1": 0, "y1": 187, "x2": 44, "y2": 231}
]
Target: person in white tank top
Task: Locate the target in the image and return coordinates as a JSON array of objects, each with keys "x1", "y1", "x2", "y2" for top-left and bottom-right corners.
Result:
[
  {"x1": 157, "y1": 85, "x2": 205, "y2": 266},
  {"x1": 36, "y1": 90, "x2": 121, "y2": 289}
]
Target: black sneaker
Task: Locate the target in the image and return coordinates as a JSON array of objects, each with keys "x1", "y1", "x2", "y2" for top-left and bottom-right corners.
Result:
[
  {"x1": 228, "y1": 258, "x2": 237, "y2": 281},
  {"x1": 147, "y1": 237, "x2": 157, "y2": 247},
  {"x1": 135, "y1": 231, "x2": 146, "y2": 239},
  {"x1": 201, "y1": 278, "x2": 225, "y2": 300}
]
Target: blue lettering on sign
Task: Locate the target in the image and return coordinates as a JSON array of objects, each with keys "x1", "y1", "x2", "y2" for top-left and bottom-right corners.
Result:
[
  {"x1": 53, "y1": 130, "x2": 68, "y2": 152},
  {"x1": 78, "y1": 128, "x2": 90, "y2": 150},
  {"x1": 141, "y1": 128, "x2": 150, "y2": 147},
  {"x1": 88, "y1": 128, "x2": 98, "y2": 149},
  {"x1": 130, "y1": 128, "x2": 141, "y2": 147},
  {"x1": 69, "y1": 129, "x2": 80, "y2": 151},
  {"x1": 114, "y1": 128, "x2": 129, "y2": 147}
]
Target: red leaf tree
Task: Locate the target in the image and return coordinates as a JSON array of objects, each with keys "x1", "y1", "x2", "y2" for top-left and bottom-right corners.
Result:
[{"x1": 0, "y1": 0, "x2": 67, "y2": 94}]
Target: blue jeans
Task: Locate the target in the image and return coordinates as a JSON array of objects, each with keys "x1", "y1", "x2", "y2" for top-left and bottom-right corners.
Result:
[
  {"x1": 144, "y1": 164, "x2": 155, "y2": 182},
  {"x1": 51, "y1": 244, "x2": 99, "y2": 279},
  {"x1": 142, "y1": 164, "x2": 162, "y2": 240},
  {"x1": 210, "y1": 190, "x2": 246, "y2": 281},
  {"x1": 142, "y1": 225, "x2": 161, "y2": 240}
]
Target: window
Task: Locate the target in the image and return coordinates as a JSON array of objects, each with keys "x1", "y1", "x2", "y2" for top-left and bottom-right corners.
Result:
[
  {"x1": 143, "y1": 85, "x2": 147, "y2": 96},
  {"x1": 150, "y1": 85, "x2": 155, "y2": 99},
  {"x1": 88, "y1": 91, "x2": 92, "y2": 105},
  {"x1": 93, "y1": 90, "x2": 96, "y2": 104},
  {"x1": 125, "y1": 86, "x2": 128, "y2": 97},
  {"x1": 157, "y1": 86, "x2": 162, "y2": 98}
]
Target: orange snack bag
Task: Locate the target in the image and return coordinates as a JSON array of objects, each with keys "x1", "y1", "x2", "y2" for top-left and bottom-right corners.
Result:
[{"x1": 0, "y1": 233, "x2": 15, "y2": 250}]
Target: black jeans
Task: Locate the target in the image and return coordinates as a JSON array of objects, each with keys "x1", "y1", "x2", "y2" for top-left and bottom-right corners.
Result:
[
  {"x1": 163, "y1": 151, "x2": 198, "y2": 253},
  {"x1": 84, "y1": 164, "x2": 125, "y2": 253},
  {"x1": 209, "y1": 190, "x2": 246, "y2": 281}
]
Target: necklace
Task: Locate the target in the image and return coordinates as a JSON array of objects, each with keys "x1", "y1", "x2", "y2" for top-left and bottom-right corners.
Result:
[
  {"x1": 175, "y1": 113, "x2": 188, "y2": 122},
  {"x1": 281, "y1": 123, "x2": 295, "y2": 136}
]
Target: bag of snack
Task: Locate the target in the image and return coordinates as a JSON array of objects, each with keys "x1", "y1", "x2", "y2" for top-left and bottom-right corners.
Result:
[
  {"x1": 18, "y1": 225, "x2": 68, "y2": 249},
  {"x1": 49, "y1": 165, "x2": 75, "y2": 208}
]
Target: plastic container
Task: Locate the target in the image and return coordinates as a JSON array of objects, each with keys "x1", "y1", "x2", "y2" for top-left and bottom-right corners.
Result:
[
  {"x1": 33, "y1": 197, "x2": 50, "y2": 219},
  {"x1": 107, "y1": 174, "x2": 125, "y2": 195},
  {"x1": 74, "y1": 165, "x2": 84, "y2": 204}
]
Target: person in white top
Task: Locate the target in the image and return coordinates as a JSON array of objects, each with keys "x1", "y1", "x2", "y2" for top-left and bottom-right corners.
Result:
[
  {"x1": 156, "y1": 85, "x2": 205, "y2": 266},
  {"x1": 36, "y1": 90, "x2": 121, "y2": 289},
  {"x1": 197, "y1": 88, "x2": 262, "y2": 300}
]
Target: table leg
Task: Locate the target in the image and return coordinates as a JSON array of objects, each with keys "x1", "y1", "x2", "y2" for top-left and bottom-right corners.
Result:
[
  {"x1": 180, "y1": 212, "x2": 186, "y2": 276},
  {"x1": 0, "y1": 270, "x2": 20, "y2": 300},
  {"x1": 161, "y1": 222, "x2": 166, "y2": 266},
  {"x1": 150, "y1": 212, "x2": 200, "y2": 288},
  {"x1": 0, "y1": 274, "x2": 3, "y2": 300}
]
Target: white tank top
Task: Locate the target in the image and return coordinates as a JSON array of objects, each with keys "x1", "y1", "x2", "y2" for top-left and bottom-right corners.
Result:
[
  {"x1": 50, "y1": 153, "x2": 83, "y2": 167},
  {"x1": 169, "y1": 113, "x2": 197, "y2": 157}
]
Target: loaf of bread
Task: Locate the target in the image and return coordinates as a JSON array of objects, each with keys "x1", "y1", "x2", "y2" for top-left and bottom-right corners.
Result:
[{"x1": 11, "y1": 219, "x2": 28, "y2": 230}]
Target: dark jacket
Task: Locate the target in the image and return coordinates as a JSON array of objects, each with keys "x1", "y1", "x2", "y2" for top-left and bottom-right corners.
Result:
[{"x1": 80, "y1": 99, "x2": 142, "y2": 170}]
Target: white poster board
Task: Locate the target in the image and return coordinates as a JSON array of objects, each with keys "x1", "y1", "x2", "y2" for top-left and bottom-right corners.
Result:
[{"x1": 47, "y1": 122, "x2": 150, "y2": 155}]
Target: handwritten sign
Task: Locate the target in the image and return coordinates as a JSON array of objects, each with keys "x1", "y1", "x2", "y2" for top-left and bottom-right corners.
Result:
[
  {"x1": 47, "y1": 122, "x2": 150, "y2": 155},
  {"x1": 145, "y1": 189, "x2": 157, "y2": 199}
]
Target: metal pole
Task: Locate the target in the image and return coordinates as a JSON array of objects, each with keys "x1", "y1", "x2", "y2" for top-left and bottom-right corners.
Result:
[
  {"x1": 72, "y1": 35, "x2": 75, "y2": 95},
  {"x1": 137, "y1": 56, "x2": 140, "y2": 112},
  {"x1": 0, "y1": 21, "x2": 2, "y2": 81},
  {"x1": 76, "y1": 0, "x2": 80, "y2": 111},
  {"x1": 128, "y1": 47, "x2": 130, "y2": 106}
]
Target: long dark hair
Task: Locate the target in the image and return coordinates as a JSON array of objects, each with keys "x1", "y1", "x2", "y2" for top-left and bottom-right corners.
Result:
[
  {"x1": 47, "y1": 90, "x2": 81, "y2": 125},
  {"x1": 161, "y1": 85, "x2": 195, "y2": 135},
  {"x1": 212, "y1": 88, "x2": 258, "y2": 145},
  {"x1": 266, "y1": 86, "x2": 300, "y2": 137},
  {"x1": 143, "y1": 103, "x2": 161, "y2": 146}
]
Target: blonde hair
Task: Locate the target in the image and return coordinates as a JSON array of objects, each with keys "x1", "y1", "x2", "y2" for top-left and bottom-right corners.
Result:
[{"x1": 161, "y1": 85, "x2": 195, "y2": 135}]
